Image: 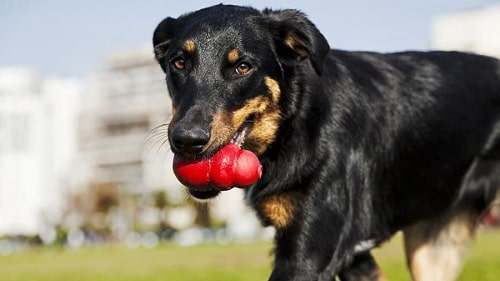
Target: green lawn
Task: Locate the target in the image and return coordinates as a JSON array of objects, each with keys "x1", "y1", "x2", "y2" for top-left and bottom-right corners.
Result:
[
  {"x1": 373, "y1": 229, "x2": 500, "y2": 281},
  {"x1": 0, "y1": 230, "x2": 498, "y2": 281}
]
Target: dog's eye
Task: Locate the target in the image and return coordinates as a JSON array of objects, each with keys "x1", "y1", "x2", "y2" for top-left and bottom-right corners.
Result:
[
  {"x1": 171, "y1": 57, "x2": 186, "y2": 70},
  {"x1": 235, "y1": 62, "x2": 252, "y2": 75}
]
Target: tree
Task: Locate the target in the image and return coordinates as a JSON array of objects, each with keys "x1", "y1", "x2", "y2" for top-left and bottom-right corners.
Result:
[{"x1": 153, "y1": 190, "x2": 170, "y2": 232}]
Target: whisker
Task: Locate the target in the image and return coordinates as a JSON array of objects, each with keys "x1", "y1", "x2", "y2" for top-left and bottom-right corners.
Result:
[
  {"x1": 143, "y1": 123, "x2": 171, "y2": 154},
  {"x1": 145, "y1": 123, "x2": 168, "y2": 139},
  {"x1": 144, "y1": 130, "x2": 168, "y2": 147},
  {"x1": 145, "y1": 135, "x2": 169, "y2": 152},
  {"x1": 158, "y1": 137, "x2": 172, "y2": 154},
  {"x1": 149, "y1": 123, "x2": 169, "y2": 135}
]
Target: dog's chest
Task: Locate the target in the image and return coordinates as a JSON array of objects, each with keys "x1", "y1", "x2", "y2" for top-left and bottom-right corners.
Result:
[{"x1": 258, "y1": 192, "x2": 300, "y2": 229}]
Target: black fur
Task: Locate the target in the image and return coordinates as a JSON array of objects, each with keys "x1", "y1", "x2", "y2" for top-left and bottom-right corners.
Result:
[{"x1": 153, "y1": 4, "x2": 500, "y2": 280}]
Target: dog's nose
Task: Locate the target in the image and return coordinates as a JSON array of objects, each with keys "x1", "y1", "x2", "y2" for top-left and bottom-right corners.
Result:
[{"x1": 171, "y1": 126, "x2": 210, "y2": 154}]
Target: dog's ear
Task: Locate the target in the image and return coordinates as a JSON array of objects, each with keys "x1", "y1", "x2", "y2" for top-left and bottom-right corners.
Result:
[
  {"x1": 262, "y1": 9, "x2": 330, "y2": 75},
  {"x1": 153, "y1": 17, "x2": 178, "y2": 70}
]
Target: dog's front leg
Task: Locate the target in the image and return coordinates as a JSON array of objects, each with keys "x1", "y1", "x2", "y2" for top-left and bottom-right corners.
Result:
[
  {"x1": 267, "y1": 203, "x2": 351, "y2": 281},
  {"x1": 269, "y1": 229, "x2": 338, "y2": 280},
  {"x1": 338, "y1": 252, "x2": 387, "y2": 281}
]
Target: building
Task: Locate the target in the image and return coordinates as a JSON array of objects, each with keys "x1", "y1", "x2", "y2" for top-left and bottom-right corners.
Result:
[
  {"x1": 432, "y1": 3, "x2": 500, "y2": 58},
  {"x1": 0, "y1": 67, "x2": 81, "y2": 235},
  {"x1": 78, "y1": 45, "x2": 173, "y2": 196}
]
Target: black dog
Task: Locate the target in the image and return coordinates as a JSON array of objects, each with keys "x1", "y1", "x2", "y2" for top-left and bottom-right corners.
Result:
[{"x1": 153, "y1": 4, "x2": 500, "y2": 281}]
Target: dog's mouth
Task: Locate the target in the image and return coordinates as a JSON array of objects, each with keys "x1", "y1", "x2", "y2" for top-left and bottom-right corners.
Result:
[
  {"x1": 174, "y1": 118, "x2": 261, "y2": 200},
  {"x1": 187, "y1": 188, "x2": 221, "y2": 200},
  {"x1": 230, "y1": 118, "x2": 252, "y2": 147}
]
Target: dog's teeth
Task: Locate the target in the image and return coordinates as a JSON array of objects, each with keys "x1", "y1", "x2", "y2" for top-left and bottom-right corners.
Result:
[{"x1": 231, "y1": 125, "x2": 248, "y2": 147}]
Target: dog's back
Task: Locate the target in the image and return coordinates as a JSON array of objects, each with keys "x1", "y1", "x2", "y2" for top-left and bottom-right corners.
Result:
[{"x1": 323, "y1": 50, "x2": 500, "y2": 223}]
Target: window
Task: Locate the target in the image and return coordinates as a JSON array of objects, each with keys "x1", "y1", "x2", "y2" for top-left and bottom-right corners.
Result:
[{"x1": 105, "y1": 118, "x2": 149, "y2": 136}]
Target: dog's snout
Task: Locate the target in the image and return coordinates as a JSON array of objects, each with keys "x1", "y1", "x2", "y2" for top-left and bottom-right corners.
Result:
[{"x1": 171, "y1": 126, "x2": 210, "y2": 154}]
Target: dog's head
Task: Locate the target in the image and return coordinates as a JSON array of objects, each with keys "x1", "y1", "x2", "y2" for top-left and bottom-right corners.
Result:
[{"x1": 153, "y1": 4, "x2": 329, "y2": 198}]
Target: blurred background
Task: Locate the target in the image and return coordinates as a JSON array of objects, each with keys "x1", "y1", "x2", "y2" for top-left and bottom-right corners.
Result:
[{"x1": 0, "y1": 0, "x2": 499, "y2": 279}]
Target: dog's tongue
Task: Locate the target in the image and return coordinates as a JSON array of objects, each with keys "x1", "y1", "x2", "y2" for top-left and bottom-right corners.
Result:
[{"x1": 173, "y1": 143, "x2": 262, "y2": 191}]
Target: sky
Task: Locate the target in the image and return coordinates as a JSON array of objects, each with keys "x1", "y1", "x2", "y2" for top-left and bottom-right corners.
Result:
[{"x1": 0, "y1": 0, "x2": 498, "y2": 79}]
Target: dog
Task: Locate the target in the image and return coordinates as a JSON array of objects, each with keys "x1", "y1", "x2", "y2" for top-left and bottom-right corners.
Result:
[{"x1": 152, "y1": 4, "x2": 500, "y2": 281}]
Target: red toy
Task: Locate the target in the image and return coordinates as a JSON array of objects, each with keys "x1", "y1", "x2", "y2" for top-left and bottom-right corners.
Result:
[{"x1": 173, "y1": 143, "x2": 262, "y2": 190}]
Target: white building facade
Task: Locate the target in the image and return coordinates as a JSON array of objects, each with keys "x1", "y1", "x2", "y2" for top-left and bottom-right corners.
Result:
[
  {"x1": 77, "y1": 45, "x2": 177, "y2": 199},
  {"x1": 0, "y1": 67, "x2": 81, "y2": 235},
  {"x1": 432, "y1": 3, "x2": 500, "y2": 58}
]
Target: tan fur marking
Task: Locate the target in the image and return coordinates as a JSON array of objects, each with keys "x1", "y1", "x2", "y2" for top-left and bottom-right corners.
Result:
[
  {"x1": 245, "y1": 109, "x2": 280, "y2": 155},
  {"x1": 227, "y1": 49, "x2": 240, "y2": 64},
  {"x1": 284, "y1": 32, "x2": 308, "y2": 57},
  {"x1": 231, "y1": 95, "x2": 281, "y2": 155},
  {"x1": 260, "y1": 193, "x2": 298, "y2": 229},
  {"x1": 207, "y1": 80, "x2": 282, "y2": 155},
  {"x1": 232, "y1": 96, "x2": 269, "y2": 125},
  {"x1": 207, "y1": 111, "x2": 233, "y2": 150},
  {"x1": 208, "y1": 99, "x2": 276, "y2": 154},
  {"x1": 168, "y1": 107, "x2": 178, "y2": 134},
  {"x1": 264, "y1": 76, "x2": 281, "y2": 103},
  {"x1": 171, "y1": 107, "x2": 177, "y2": 119},
  {"x1": 183, "y1": 40, "x2": 196, "y2": 54},
  {"x1": 376, "y1": 270, "x2": 388, "y2": 281},
  {"x1": 403, "y1": 213, "x2": 476, "y2": 281}
]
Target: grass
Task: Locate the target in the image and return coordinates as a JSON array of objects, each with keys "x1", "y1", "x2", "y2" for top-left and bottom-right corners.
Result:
[
  {"x1": 373, "y1": 229, "x2": 500, "y2": 281},
  {"x1": 0, "y1": 242, "x2": 271, "y2": 281},
  {"x1": 0, "y1": 229, "x2": 498, "y2": 281}
]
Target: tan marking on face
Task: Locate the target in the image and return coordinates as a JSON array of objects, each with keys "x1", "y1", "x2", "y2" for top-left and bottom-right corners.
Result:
[
  {"x1": 231, "y1": 94, "x2": 281, "y2": 155},
  {"x1": 227, "y1": 49, "x2": 240, "y2": 65},
  {"x1": 168, "y1": 106, "x2": 178, "y2": 132},
  {"x1": 264, "y1": 76, "x2": 281, "y2": 103},
  {"x1": 232, "y1": 96, "x2": 270, "y2": 125},
  {"x1": 245, "y1": 109, "x2": 281, "y2": 155},
  {"x1": 260, "y1": 193, "x2": 299, "y2": 229},
  {"x1": 229, "y1": 78, "x2": 282, "y2": 155},
  {"x1": 207, "y1": 111, "x2": 233, "y2": 151},
  {"x1": 183, "y1": 40, "x2": 196, "y2": 54},
  {"x1": 206, "y1": 78, "x2": 282, "y2": 155},
  {"x1": 246, "y1": 77, "x2": 281, "y2": 154}
]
